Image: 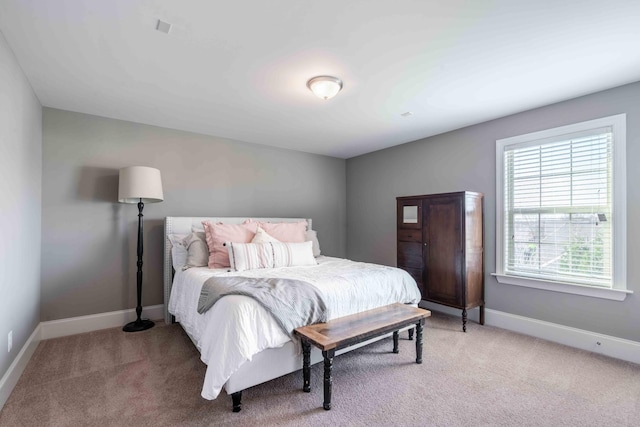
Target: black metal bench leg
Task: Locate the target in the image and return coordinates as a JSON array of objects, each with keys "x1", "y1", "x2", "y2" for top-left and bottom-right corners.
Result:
[
  {"x1": 231, "y1": 391, "x2": 242, "y2": 412},
  {"x1": 322, "y1": 349, "x2": 335, "y2": 410},
  {"x1": 408, "y1": 328, "x2": 414, "y2": 340},
  {"x1": 393, "y1": 331, "x2": 399, "y2": 353},
  {"x1": 416, "y1": 319, "x2": 424, "y2": 364},
  {"x1": 302, "y1": 340, "x2": 311, "y2": 392}
]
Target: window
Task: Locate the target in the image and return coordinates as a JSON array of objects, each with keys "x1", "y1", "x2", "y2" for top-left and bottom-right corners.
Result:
[{"x1": 495, "y1": 115, "x2": 630, "y2": 301}]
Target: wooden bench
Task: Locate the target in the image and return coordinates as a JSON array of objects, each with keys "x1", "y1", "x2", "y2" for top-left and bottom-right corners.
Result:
[{"x1": 294, "y1": 303, "x2": 431, "y2": 410}]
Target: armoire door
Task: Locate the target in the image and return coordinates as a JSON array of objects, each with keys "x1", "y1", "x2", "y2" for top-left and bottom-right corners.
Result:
[
  {"x1": 423, "y1": 195, "x2": 463, "y2": 307},
  {"x1": 397, "y1": 198, "x2": 424, "y2": 294}
]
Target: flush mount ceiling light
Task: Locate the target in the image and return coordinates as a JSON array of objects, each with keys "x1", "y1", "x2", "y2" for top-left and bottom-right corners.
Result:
[{"x1": 306, "y1": 76, "x2": 343, "y2": 100}]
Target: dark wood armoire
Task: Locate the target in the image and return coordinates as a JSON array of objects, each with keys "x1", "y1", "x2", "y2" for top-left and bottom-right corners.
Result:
[{"x1": 397, "y1": 191, "x2": 484, "y2": 332}]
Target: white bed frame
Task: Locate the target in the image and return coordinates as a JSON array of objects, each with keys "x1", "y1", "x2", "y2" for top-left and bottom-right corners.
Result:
[{"x1": 163, "y1": 216, "x2": 407, "y2": 411}]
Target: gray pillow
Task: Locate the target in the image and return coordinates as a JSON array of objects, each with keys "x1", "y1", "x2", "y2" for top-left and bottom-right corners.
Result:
[
  {"x1": 182, "y1": 232, "x2": 209, "y2": 269},
  {"x1": 306, "y1": 229, "x2": 321, "y2": 257}
]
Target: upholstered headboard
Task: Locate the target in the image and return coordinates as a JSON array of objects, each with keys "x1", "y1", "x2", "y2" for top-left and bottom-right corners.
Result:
[{"x1": 163, "y1": 217, "x2": 312, "y2": 324}]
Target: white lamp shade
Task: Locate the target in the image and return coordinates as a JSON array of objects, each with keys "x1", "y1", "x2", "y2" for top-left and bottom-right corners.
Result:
[{"x1": 118, "y1": 166, "x2": 164, "y2": 203}]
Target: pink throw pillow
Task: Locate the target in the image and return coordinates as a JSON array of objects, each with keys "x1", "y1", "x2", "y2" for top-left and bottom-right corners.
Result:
[
  {"x1": 202, "y1": 220, "x2": 258, "y2": 268},
  {"x1": 258, "y1": 220, "x2": 308, "y2": 243}
]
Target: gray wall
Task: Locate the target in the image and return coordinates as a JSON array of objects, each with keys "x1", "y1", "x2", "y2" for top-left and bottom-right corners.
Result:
[
  {"x1": 41, "y1": 108, "x2": 346, "y2": 321},
  {"x1": 0, "y1": 32, "x2": 42, "y2": 380},
  {"x1": 347, "y1": 82, "x2": 640, "y2": 342}
]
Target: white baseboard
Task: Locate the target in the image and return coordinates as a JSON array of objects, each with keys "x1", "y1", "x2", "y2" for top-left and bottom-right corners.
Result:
[
  {"x1": 0, "y1": 304, "x2": 164, "y2": 412},
  {"x1": 0, "y1": 324, "x2": 41, "y2": 411},
  {"x1": 421, "y1": 301, "x2": 640, "y2": 365},
  {"x1": 485, "y1": 308, "x2": 640, "y2": 365},
  {"x1": 40, "y1": 304, "x2": 164, "y2": 340}
]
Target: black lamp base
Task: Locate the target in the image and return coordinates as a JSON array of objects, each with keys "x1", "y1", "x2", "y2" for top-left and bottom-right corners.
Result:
[{"x1": 123, "y1": 318, "x2": 155, "y2": 332}]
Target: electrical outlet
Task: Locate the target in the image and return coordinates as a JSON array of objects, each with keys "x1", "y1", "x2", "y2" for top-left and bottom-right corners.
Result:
[{"x1": 8, "y1": 331, "x2": 12, "y2": 353}]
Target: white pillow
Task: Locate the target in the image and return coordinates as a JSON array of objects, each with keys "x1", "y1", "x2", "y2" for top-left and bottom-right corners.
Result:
[
  {"x1": 226, "y1": 241, "x2": 317, "y2": 272},
  {"x1": 306, "y1": 229, "x2": 321, "y2": 257},
  {"x1": 182, "y1": 232, "x2": 209, "y2": 269},
  {"x1": 168, "y1": 234, "x2": 188, "y2": 270},
  {"x1": 251, "y1": 226, "x2": 280, "y2": 243}
]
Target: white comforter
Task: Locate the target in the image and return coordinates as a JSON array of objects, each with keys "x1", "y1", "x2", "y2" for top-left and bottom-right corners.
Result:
[{"x1": 168, "y1": 256, "x2": 421, "y2": 400}]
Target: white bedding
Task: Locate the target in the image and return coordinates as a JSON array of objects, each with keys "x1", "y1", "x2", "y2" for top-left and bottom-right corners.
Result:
[{"x1": 168, "y1": 255, "x2": 421, "y2": 400}]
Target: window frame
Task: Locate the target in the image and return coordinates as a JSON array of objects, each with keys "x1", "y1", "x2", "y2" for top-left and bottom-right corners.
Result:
[{"x1": 494, "y1": 114, "x2": 631, "y2": 301}]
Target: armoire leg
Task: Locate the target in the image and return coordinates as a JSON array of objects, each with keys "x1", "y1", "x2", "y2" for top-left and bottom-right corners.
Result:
[{"x1": 462, "y1": 308, "x2": 467, "y2": 333}]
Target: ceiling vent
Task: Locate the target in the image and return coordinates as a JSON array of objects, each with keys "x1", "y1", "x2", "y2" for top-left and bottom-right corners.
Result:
[{"x1": 156, "y1": 20, "x2": 172, "y2": 34}]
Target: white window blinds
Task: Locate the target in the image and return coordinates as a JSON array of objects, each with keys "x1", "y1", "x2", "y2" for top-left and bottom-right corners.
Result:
[{"x1": 503, "y1": 127, "x2": 613, "y2": 288}]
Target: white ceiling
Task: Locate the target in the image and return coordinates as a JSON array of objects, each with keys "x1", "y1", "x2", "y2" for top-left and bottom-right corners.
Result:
[{"x1": 1, "y1": 1, "x2": 639, "y2": 159}]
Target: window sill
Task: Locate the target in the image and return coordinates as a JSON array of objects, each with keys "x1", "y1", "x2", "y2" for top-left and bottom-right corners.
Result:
[{"x1": 492, "y1": 273, "x2": 632, "y2": 301}]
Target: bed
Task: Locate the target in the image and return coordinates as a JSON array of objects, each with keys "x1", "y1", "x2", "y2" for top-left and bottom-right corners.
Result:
[{"x1": 163, "y1": 216, "x2": 421, "y2": 411}]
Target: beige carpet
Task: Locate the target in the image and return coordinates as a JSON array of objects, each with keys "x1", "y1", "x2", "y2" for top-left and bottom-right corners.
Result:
[{"x1": 1, "y1": 311, "x2": 639, "y2": 427}]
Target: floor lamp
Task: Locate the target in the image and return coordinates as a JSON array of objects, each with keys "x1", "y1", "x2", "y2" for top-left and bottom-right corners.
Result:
[{"x1": 118, "y1": 166, "x2": 164, "y2": 332}]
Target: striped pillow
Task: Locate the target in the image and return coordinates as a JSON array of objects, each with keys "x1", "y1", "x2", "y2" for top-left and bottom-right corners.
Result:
[{"x1": 226, "y1": 241, "x2": 317, "y2": 272}]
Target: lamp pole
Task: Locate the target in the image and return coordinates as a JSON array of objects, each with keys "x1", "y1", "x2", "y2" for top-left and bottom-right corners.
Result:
[{"x1": 123, "y1": 199, "x2": 154, "y2": 332}]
